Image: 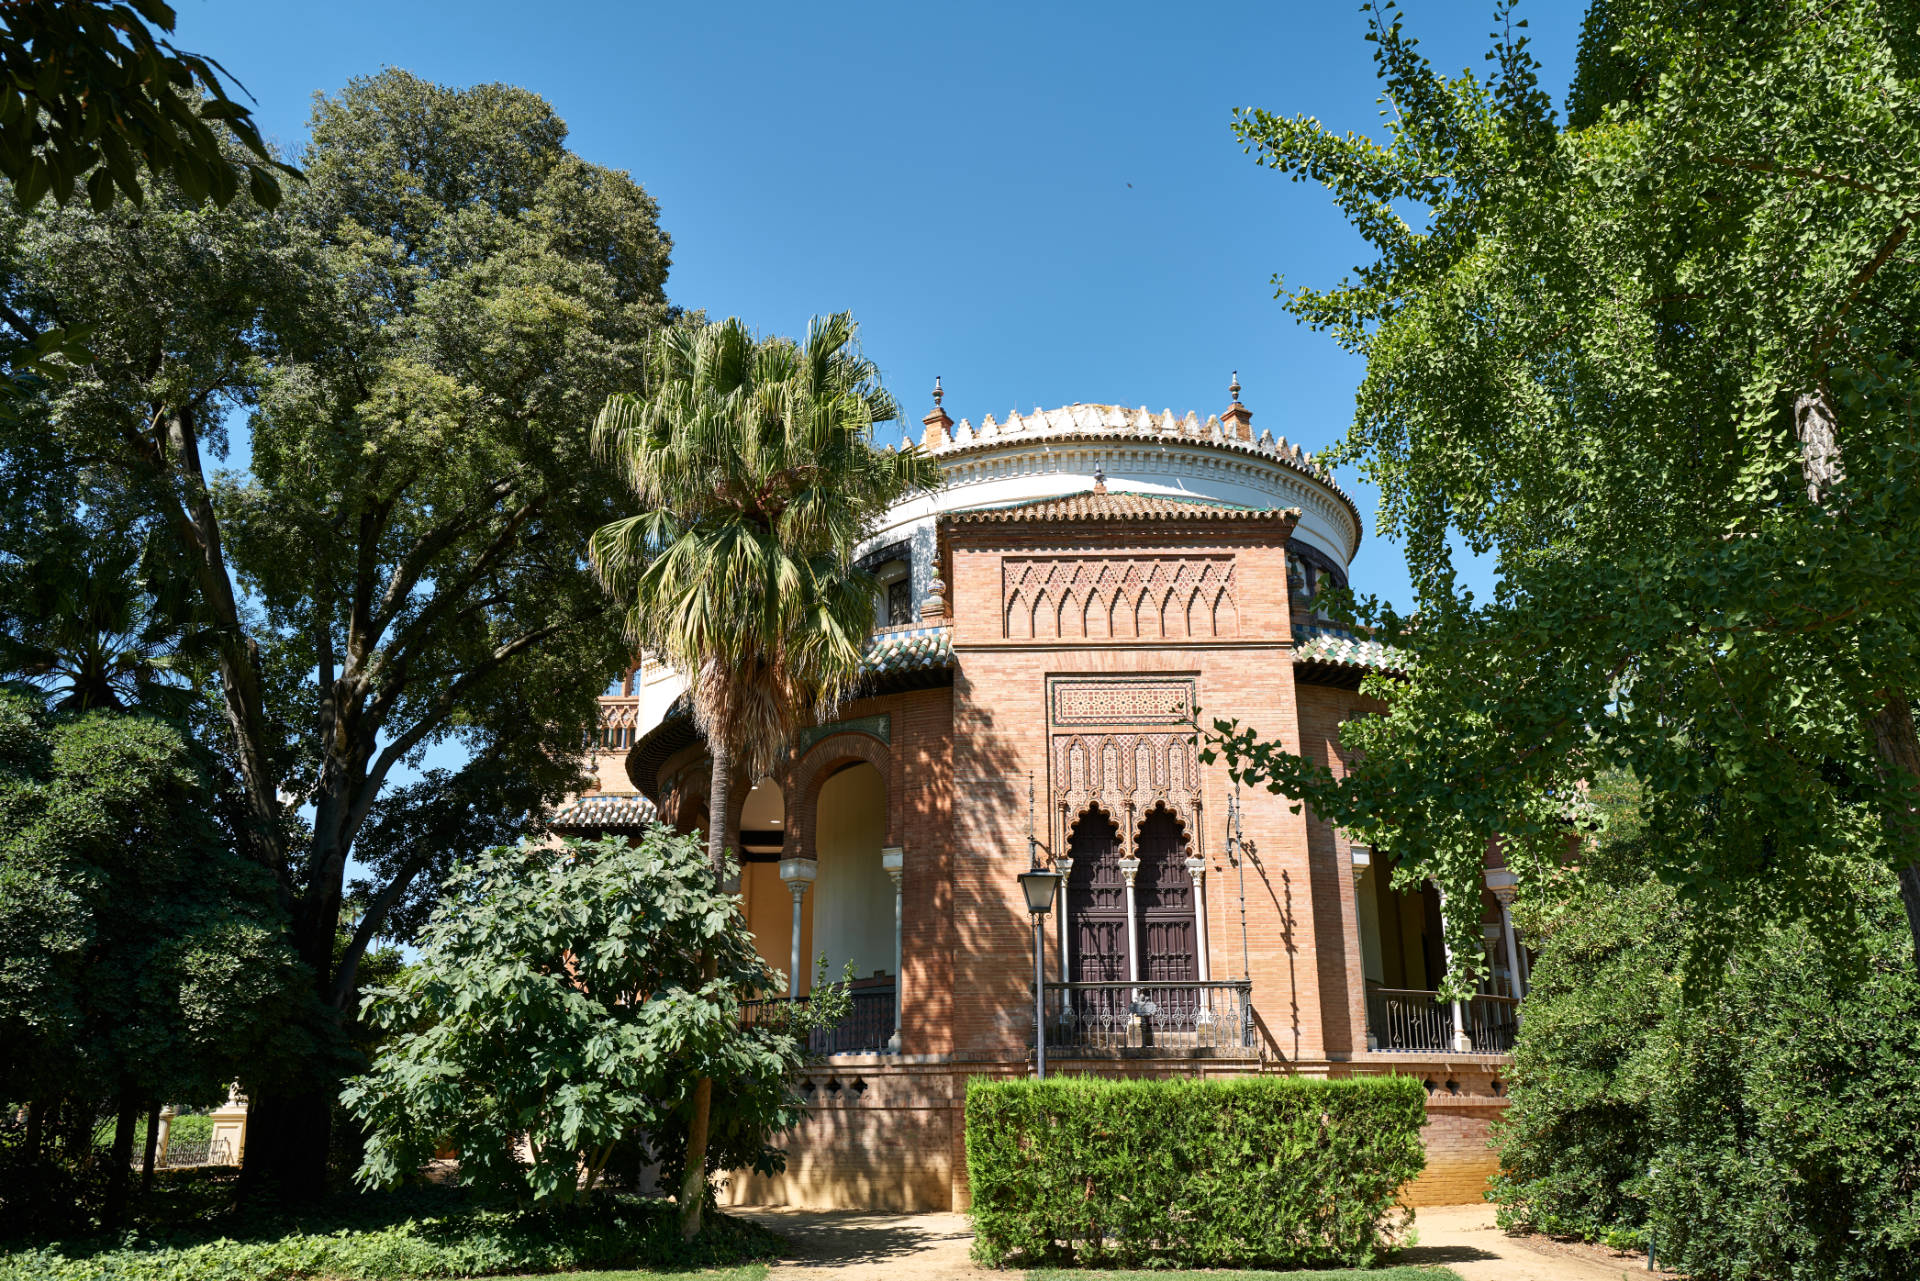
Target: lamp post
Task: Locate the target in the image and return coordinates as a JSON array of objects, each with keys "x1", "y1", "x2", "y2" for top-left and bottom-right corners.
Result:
[{"x1": 1018, "y1": 865, "x2": 1061, "y2": 1079}]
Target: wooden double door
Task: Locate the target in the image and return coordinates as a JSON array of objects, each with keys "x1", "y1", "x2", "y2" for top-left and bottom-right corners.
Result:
[{"x1": 1065, "y1": 804, "x2": 1199, "y2": 1030}]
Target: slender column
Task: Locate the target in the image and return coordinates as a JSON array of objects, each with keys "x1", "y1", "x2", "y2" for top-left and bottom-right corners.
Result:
[
  {"x1": 1117, "y1": 856, "x2": 1143, "y2": 986},
  {"x1": 1435, "y1": 885, "x2": 1473, "y2": 1052},
  {"x1": 778, "y1": 857, "x2": 816, "y2": 999},
  {"x1": 1185, "y1": 853, "x2": 1211, "y2": 1026},
  {"x1": 1055, "y1": 856, "x2": 1074, "y2": 981},
  {"x1": 1485, "y1": 868, "x2": 1525, "y2": 1000},
  {"x1": 882, "y1": 846, "x2": 904, "y2": 1052}
]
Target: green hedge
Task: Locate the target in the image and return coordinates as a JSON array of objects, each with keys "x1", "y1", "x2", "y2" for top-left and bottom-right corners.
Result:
[
  {"x1": 965, "y1": 1074, "x2": 1427, "y2": 1269},
  {"x1": 0, "y1": 1188, "x2": 784, "y2": 1280}
]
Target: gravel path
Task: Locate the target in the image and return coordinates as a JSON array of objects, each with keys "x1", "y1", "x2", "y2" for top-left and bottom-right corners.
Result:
[{"x1": 1398, "y1": 1204, "x2": 1654, "y2": 1281}]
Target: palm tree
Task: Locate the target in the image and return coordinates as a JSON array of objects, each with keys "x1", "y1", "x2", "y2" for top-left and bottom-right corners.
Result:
[{"x1": 589, "y1": 312, "x2": 938, "y2": 1237}]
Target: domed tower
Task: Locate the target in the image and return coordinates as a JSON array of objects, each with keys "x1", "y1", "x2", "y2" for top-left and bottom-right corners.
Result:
[{"x1": 854, "y1": 377, "x2": 1363, "y2": 629}]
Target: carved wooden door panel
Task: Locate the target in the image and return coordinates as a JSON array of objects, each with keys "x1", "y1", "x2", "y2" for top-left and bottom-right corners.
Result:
[
  {"x1": 1136, "y1": 805, "x2": 1199, "y2": 1032},
  {"x1": 1066, "y1": 807, "x2": 1129, "y2": 1027}
]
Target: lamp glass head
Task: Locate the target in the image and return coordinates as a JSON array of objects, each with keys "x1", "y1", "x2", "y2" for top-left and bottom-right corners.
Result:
[{"x1": 1018, "y1": 867, "x2": 1061, "y2": 914}]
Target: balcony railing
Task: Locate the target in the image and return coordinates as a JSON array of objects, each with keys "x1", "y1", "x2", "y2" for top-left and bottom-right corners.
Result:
[
  {"x1": 739, "y1": 985, "x2": 896, "y2": 1056},
  {"x1": 1040, "y1": 980, "x2": 1255, "y2": 1056},
  {"x1": 1367, "y1": 987, "x2": 1518, "y2": 1054}
]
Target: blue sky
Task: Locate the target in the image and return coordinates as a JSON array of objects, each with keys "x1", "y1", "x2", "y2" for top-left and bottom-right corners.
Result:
[{"x1": 179, "y1": 0, "x2": 1582, "y2": 613}]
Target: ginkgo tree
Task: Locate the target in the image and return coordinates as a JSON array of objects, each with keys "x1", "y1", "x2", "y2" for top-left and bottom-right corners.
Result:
[{"x1": 1210, "y1": 0, "x2": 1920, "y2": 987}]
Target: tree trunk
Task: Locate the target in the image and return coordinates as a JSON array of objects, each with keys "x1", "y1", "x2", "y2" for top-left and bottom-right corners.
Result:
[
  {"x1": 677, "y1": 741, "x2": 732, "y2": 1241},
  {"x1": 677, "y1": 1056, "x2": 714, "y2": 1240},
  {"x1": 1798, "y1": 392, "x2": 1920, "y2": 973},
  {"x1": 140, "y1": 1100, "x2": 160, "y2": 1194},
  {"x1": 103, "y1": 1086, "x2": 138, "y2": 1231},
  {"x1": 24, "y1": 1099, "x2": 42, "y2": 1160},
  {"x1": 239, "y1": 912, "x2": 340, "y2": 1205},
  {"x1": 1871, "y1": 697, "x2": 1920, "y2": 977}
]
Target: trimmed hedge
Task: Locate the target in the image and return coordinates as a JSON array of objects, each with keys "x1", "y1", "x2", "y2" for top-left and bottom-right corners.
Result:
[{"x1": 965, "y1": 1074, "x2": 1427, "y2": 1269}]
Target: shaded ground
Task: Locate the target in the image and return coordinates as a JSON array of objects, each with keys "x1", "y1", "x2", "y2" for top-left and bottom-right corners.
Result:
[
  {"x1": 738, "y1": 1205, "x2": 1658, "y2": 1281},
  {"x1": 1399, "y1": 1205, "x2": 1654, "y2": 1281},
  {"x1": 734, "y1": 1209, "x2": 982, "y2": 1280}
]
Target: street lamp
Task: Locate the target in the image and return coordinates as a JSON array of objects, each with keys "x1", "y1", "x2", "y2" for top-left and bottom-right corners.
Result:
[{"x1": 1018, "y1": 866, "x2": 1061, "y2": 1079}]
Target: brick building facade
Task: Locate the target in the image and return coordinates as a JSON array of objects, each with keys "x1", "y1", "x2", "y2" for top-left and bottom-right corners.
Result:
[{"x1": 552, "y1": 385, "x2": 1528, "y2": 1212}]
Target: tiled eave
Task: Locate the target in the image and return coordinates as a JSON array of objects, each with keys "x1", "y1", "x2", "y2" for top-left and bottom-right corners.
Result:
[
  {"x1": 625, "y1": 626, "x2": 956, "y2": 802},
  {"x1": 548, "y1": 792, "x2": 658, "y2": 831}
]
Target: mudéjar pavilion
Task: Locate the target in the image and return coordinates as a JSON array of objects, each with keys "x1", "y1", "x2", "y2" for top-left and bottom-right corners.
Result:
[{"x1": 550, "y1": 380, "x2": 1529, "y2": 1211}]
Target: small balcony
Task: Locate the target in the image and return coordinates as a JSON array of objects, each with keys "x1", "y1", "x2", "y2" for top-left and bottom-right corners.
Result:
[
  {"x1": 1041, "y1": 980, "x2": 1256, "y2": 1057},
  {"x1": 740, "y1": 984, "x2": 897, "y2": 1056},
  {"x1": 1366, "y1": 987, "x2": 1518, "y2": 1054}
]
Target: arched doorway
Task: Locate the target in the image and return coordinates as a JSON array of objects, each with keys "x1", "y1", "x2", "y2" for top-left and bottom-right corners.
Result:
[
  {"x1": 1135, "y1": 804, "x2": 1199, "y2": 1032},
  {"x1": 1065, "y1": 806, "x2": 1128, "y2": 1032}
]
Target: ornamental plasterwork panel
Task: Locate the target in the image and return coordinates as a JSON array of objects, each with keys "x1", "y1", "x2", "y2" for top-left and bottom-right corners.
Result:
[
  {"x1": 1047, "y1": 676, "x2": 1202, "y2": 858},
  {"x1": 1003, "y1": 556, "x2": 1238, "y2": 640}
]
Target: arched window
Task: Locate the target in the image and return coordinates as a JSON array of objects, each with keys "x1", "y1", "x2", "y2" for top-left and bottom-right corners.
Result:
[{"x1": 875, "y1": 558, "x2": 912, "y2": 627}]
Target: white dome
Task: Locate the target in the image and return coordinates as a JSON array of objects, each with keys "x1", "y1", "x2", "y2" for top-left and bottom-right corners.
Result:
[{"x1": 860, "y1": 401, "x2": 1362, "y2": 607}]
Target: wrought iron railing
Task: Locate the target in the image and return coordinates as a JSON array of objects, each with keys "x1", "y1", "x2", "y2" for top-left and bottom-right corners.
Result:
[
  {"x1": 1040, "y1": 980, "x2": 1255, "y2": 1054},
  {"x1": 1366, "y1": 988, "x2": 1519, "y2": 1053},
  {"x1": 739, "y1": 985, "x2": 896, "y2": 1055}
]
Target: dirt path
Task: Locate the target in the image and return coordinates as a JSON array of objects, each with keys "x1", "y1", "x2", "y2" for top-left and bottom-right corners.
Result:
[
  {"x1": 734, "y1": 1204, "x2": 1652, "y2": 1281},
  {"x1": 735, "y1": 1208, "x2": 987, "y2": 1281},
  {"x1": 1399, "y1": 1204, "x2": 1653, "y2": 1281}
]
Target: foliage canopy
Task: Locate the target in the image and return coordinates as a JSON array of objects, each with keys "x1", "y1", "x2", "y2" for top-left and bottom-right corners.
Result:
[
  {"x1": 1214, "y1": 0, "x2": 1920, "y2": 986},
  {"x1": 345, "y1": 830, "x2": 819, "y2": 1209}
]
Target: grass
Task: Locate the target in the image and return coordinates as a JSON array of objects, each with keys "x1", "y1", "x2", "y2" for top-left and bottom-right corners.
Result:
[{"x1": 1030, "y1": 1270, "x2": 1464, "y2": 1280}]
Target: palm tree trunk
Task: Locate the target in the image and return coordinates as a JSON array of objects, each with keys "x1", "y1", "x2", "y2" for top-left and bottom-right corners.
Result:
[
  {"x1": 103, "y1": 1083, "x2": 138, "y2": 1231},
  {"x1": 140, "y1": 1100, "x2": 160, "y2": 1194},
  {"x1": 678, "y1": 739, "x2": 732, "y2": 1240}
]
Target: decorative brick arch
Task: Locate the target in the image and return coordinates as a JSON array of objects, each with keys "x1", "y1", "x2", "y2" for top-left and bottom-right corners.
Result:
[{"x1": 787, "y1": 731, "x2": 898, "y2": 860}]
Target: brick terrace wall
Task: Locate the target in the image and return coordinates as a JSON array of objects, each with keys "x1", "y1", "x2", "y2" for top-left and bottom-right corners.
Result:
[{"x1": 722, "y1": 1056, "x2": 1508, "y2": 1212}]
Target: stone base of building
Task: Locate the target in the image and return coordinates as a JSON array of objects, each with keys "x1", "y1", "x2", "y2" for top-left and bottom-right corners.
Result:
[{"x1": 717, "y1": 1055, "x2": 1510, "y2": 1213}]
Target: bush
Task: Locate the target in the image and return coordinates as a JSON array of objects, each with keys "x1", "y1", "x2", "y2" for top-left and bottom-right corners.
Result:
[
  {"x1": 965, "y1": 1074, "x2": 1426, "y2": 1269},
  {"x1": 0, "y1": 1183, "x2": 783, "y2": 1280},
  {"x1": 1491, "y1": 778, "x2": 1920, "y2": 1280}
]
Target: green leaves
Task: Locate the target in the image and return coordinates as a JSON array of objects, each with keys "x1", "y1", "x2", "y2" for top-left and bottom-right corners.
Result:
[
  {"x1": 1223, "y1": 0, "x2": 1920, "y2": 985},
  {"x1": 0, "y1": 1, "x2": 300, "y2": 212},
  {"x1": 589, "y1": 313, "x2": 939, "y2": 786},
  {"x1": 346, "y1": 830, "x2": 810, "y2": 1206},
  {"x1": 966, "y1": 1075, "x2": 1427, "y2": 1269}
]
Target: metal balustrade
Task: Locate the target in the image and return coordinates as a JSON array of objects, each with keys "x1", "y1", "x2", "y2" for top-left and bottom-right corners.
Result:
[
  {"x1": 1040, "y1": 980, "x2": 1255, "y2": 1055},
  {"x1": 1366, "y1": 987, "x2": 1519, "y2": 1053},
  {"x1": 739, "y1": 985, "x2": 896, "y2": 1055}
]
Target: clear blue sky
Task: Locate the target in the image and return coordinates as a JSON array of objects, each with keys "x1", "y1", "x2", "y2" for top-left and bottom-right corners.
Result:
[{"x1": 178, "y1": 0, "x2": 1583, "y2": 612}]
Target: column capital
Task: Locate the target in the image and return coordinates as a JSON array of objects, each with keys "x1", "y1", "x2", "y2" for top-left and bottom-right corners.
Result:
[
  {"x1": 1183, "y1": 854, "x2": 1207, "y2": 878},
  {"x1": 881, "y1": 845, "x2": 905, "y2": 887},
  {"x1": 1349, "y1": 844, "x2": 1372, "y2": 885},
  {"x1": 1117, "y1": 855, "x2": 1141, "y2": 887},
  {"x1": 1484, "y1": 866, "x2": 1519, "y2": 906},
  {"x1": 779, "y1": 856, "x2": 816, "y2": 900}
]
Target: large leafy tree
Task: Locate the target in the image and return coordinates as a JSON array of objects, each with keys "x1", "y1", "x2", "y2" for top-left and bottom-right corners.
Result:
[
  {"x1": 1211, "y1": 0, "x2": 1920, "y2": 985},
  {"x1": 0, "y1": 692, "x2": 306, "y2": 1229},
  {"x1": 345, "y1": 831, "x2": 820, "y2": 1209},
  {"x1": 588, "y1": 313, "x2": 938, "y2": 1234},
  {"x1": 2, "y1": 69, "x2": 673, "y2": 1197}
]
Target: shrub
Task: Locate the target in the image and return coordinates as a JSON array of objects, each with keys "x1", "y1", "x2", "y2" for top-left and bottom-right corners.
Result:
[
  {"x1": 1492, "y1": 778, "x2": 1920, "y2": 1281},
  {"x1": 0, "y1": 1184, "x2": 783, "y2": 1280},
  {"x1": 965, "y1": 1074, "x2": 1426, "y2": 1269}
]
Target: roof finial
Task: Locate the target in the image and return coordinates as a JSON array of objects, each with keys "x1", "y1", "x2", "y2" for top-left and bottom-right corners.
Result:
[
  {"x1": 1229, "y1": 370, "x2": 1242, "y2": 403},
  {"x1": 1093, "y1": 460, "x2": 1107, "y2": 494},
  {"x1": 932, "y1": 375, "x2": 944, "y2": 408}
]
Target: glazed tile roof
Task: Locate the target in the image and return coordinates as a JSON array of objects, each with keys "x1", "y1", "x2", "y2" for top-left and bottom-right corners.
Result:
[
  {"x1": 548, "y1": 792, "x2": 658, "y2": 831},
  {"x1": 947, "y1": 489, "x2": 1299, "y2": 525},
  {"x1": 1292, "y1": 624, "x2": 1408, "y2": 675},
  {"x1": 863, "y1": 624, "x2": 953, "y2": 676}
]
